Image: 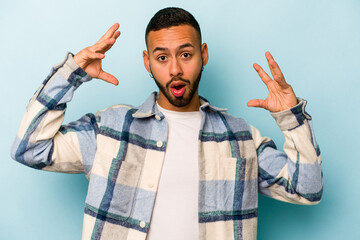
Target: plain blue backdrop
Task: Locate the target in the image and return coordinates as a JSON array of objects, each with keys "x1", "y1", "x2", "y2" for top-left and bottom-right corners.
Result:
[{"x1": 1, "y1": 0, "x2": 359, "y2": 239}]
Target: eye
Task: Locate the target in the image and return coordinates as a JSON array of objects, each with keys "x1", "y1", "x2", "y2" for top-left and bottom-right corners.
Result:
[
  {"x1": 158, "y1": 56, "x2": 167, "y2": 61},
  {"x1": 182, "y1": 53, "x2": 191, "y2": 58}
]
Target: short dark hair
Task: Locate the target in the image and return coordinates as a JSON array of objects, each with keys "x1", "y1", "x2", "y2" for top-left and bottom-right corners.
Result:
[{"x1": 145, "y1": 7, "x2": 202, "y2": 46}]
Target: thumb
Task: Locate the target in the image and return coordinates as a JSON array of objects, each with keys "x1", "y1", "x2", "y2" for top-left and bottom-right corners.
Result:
[
  {"x1": 247, "y1": 99, "x2": 267, "y2": 109},
  {"x1": 98, "y1": 70, "x2": 119, "y2": 86}
]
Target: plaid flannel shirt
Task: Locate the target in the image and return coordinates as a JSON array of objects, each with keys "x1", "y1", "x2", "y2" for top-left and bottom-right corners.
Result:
[{"x1": 11, "y1": 53, "x2": 323, "y2": 240}]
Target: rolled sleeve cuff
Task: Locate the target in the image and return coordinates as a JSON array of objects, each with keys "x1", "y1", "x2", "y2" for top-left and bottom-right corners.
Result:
[
  {"x1": 44, "y1": 52, "x2": 92, "y2": 85},
  {"x1": 270, "y1": 98, "x2": 312, "y2": 131},
  {"x1": 35, "y1": 52, "x2": 92, "y2": 110}
]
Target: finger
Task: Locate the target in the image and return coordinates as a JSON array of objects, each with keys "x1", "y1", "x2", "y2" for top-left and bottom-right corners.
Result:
[
  {"x1": 265, "y1": 52, "x2": 289, "y2": 88},
  {"x1": 265, "y1": 51, "x2": 277, "y2": 78},
  {"x1": 273, "y1": 74, "x2": 289, "y2": 88},
  {"x1": 98, "y1": 23, "x2": 120, "y2": 42},
  {"x1": 92, "y1": 37, "x2": 116, "y2": 53},
  {"x1": 101, "y1": 32, "x2": 120, "y2": 53},
  {"x1": 102, "y1": 38, "x2": 118, "y2": 54},
  {"x1": 247, "y1": 99, "x2": 267, "y2": 109},
  {"x1": 85, "y1": 49, "x2": 105, "y2": 60},
  {"x1": 74, "y1": 49, "x2": 105, "y2": 68},
  {"x1": 253, "y1": 63, "x2": 272, "y2": 85},
  {"x1": 112, "y1": 30, "x2": 121, "y2": 40},
  {"x1": 266, "y1": 52, "x2": 286, "y2": 80},
  {"x1": 98, "y1": 70, "x2": 119, "y2": 86}
]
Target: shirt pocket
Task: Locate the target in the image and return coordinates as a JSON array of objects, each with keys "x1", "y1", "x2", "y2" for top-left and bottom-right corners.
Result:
[
  {"x1": 208, "y1": 157, "x2": 239, "y2": 211},
  {"x1": 85, "y1": 152, "x2": 142, "y2": 219},
  {"x1": 112, "y1": 160, "x2": 142, "y2": 218}
]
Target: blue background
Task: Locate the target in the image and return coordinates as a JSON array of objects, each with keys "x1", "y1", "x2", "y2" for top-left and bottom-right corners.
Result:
[{"x1": 1, "y1": 0, "x2": 359, "y2": 239}]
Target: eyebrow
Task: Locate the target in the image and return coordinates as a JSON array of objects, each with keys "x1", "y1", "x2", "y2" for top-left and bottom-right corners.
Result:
[{"x1": 152, "y1": 43, "x2": 195, "y2": 54}]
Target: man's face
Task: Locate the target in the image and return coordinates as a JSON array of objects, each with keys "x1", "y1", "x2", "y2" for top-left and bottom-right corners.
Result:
[{"x1": 143, "y1": 25, "x2": 208, "y2": 111}]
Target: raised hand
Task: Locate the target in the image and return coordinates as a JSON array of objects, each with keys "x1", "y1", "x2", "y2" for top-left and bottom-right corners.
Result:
[
  {"x1": 247, "y1": 51, "x2": 298, "y2": 112},
  {"x1": 74, "y1": 23, "x2": 121, "y2": 85}
]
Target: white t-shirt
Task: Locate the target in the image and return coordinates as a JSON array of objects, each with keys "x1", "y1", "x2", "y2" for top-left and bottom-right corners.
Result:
[{"x1": 146, "y1": 103, "x2": 202, "y2": 240}]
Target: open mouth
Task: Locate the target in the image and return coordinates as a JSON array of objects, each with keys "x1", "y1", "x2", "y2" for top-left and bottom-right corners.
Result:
[{"x1": 170, "y1": 82, "x2": 186, "y2": 97}]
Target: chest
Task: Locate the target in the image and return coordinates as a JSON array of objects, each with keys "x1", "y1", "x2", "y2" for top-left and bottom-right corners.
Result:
[{"x1": 85, "y1": 112, "x2": 259, "y2": 221}]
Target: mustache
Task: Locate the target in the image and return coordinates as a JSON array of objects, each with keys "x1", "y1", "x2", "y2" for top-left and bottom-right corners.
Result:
[{"x1": 166, "y1": 77, "x2": 191, "y2": 88}]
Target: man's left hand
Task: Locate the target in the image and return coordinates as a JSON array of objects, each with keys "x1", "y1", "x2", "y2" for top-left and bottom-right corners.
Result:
[{"x1": 247, "y1": 51, "x2": 298, "y2": 112}]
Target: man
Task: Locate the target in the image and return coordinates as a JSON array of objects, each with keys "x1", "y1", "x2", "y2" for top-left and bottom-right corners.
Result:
[{"x1": 11, "y1": 7, "x2": 322, "y2": 240}]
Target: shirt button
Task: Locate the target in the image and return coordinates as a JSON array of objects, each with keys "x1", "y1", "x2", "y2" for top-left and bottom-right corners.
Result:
[
  {"x1": 148, "y1": 183, "x2": 154, "y2": 188},
  {"x1": 156, "y1": 141, "x2": 163, "y2": 147},
  {"x1": 140, "y1": 221, "x2": 146, "y2": 228},
  {"x1": 155, "y1": 115, "x2": 161, "y2": 121}
]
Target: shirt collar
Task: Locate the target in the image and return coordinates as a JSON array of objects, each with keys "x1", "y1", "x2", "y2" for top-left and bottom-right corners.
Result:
[{"x1": 132, "y1": 92, "x2": 227, "y2": 119}]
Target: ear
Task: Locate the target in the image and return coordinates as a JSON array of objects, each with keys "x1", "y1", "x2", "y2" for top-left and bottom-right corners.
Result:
[
  {"x1": 143, "y1": 50, "x2": 151, "y2": 73},
  {"x1": 201, "y1": 43, "x2": 209, "y2": 66}
]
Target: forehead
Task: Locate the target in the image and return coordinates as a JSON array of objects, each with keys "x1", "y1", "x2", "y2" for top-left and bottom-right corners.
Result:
[{"x1": 147, "y1": 25, "x2": 200, "y2": 51}]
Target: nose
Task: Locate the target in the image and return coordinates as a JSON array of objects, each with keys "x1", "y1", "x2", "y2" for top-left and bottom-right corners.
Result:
[{"x1": 169, "y1": 58, "x2": 183, "y2": 77}]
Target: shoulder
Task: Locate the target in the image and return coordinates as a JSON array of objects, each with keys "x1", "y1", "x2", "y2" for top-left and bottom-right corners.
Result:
[
  {"x1": 219, "y1": 111, "x2": 252, "y2": 133},
  {"x1": 200, "y1": 96, "x2": 252, "y2": 134},
  {"x1": 95, "y1": 104, "x2": 138, "y2": 128},
  {"x1": 202, "y1": 107, "x2": 253, "y2": 136},
  {"x1": 97, "y1": 103, "x2": 136, "y2": 116}
]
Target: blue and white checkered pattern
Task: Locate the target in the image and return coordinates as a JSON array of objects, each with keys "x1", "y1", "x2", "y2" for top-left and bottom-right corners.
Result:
[{"x1": 11, "y1": 53, "x2": 322, "y2": 240}]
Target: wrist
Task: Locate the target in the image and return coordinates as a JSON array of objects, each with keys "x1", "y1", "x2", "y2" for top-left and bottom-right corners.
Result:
[
  {"x1": 270, "y1": 98, "x2": 311, "y2": 131},
  {"x1": 73, "y1": 53, "x2": 84, "y2": 69}
]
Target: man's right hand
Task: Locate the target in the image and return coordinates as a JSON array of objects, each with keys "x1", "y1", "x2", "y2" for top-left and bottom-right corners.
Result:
[{"x1": 74, "y1": 23, "x2": 120, "y2": 85}]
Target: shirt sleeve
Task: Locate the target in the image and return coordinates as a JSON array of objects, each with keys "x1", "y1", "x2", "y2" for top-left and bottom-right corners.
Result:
[
  {"x1": 252, "y1": 99, "x2": 323, "y2": 205},
  {"x1": 10, "y1": 53, "x2": 98, "y2": 177}
]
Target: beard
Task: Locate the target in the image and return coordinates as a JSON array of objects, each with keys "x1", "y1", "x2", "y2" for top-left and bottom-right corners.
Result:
[{"x1": 152, "y1": 67, "x2": 203, "y2": 108}]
